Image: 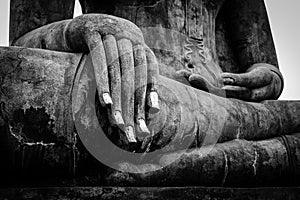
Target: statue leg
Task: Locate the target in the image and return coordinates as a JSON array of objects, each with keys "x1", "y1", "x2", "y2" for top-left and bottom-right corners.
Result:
[
  {"x1": 0, "y1": 47, "x2": 82, "y2": 181},
  {"x1": 106, "y1": 133, "x2": 300, "y2": 187},
  {"x1": 1, "y1": 46, "x2": 300, "y2": 185},
  {"x1": 142, "y1": 75, "x2": 300, "y2": 150}
]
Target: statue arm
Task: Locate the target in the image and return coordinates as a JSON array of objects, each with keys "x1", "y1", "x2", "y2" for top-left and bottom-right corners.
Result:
[
  {"x1": 13, "y1": 14, "x2": 161, "y2": 143},
  {"x1": 221, "y1": 0, "x2": 284, "y2": 101}
]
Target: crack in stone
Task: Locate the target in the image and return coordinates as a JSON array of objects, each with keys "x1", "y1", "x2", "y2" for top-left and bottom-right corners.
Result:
[
  {"x1": 9, "y1": 125, "x2": 56, "y2": 146},
  {"x1": 236, "y1": 127, "x2": 241, "y2": 139},
  {"x1": 72, "y1": 132, "x2": 78, "y2": 175},
  {"x1": 252, "y1": 150, "x2": 258, "y2": 176},
  {"x1": 221, "y1": 149, "x2": 228, "y2": 186}
]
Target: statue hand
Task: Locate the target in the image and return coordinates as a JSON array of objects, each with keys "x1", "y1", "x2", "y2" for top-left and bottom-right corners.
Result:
[
  {"x1": 68, "y1": 14, "x2": 160, "y2": 143},
  {"x1": 221, "y1": 63, "x2": 283, "y2": 101},
  {"x1": 175, "y1": 44, "x2": 224, "y2": 96},
  {"x1": 176, "y1": 60, "x2": 224, "y2": 96}
]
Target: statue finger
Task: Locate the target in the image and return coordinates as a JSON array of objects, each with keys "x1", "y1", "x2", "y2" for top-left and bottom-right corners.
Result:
[
  {"x1": 222, "y1": 67, "x2": 273, "y2": 88},
  {"x1": 189, "y1": 74, "x2": 224, "y2": 96},
  {"x1": 222, "y1": 85, "x2": 252, "y2": 100},
  {"x1": 118, "y1": 38, "x2": 137, "y2": 143},
  {"x1": 176, "y1": 69, "x2": 192, "y2": 79},
  {"x1": 103, "y1": 35, "x2": 125, "y2": 127},
  {"x1": 145, "y1": 47, "x2": 160, "y2": 114},
  {"x1": 86, "y1": 32, "x2": 112, "y2": 106},
  {"x1": 133, "y1": 44, "x2": 150, "y2": 139}
]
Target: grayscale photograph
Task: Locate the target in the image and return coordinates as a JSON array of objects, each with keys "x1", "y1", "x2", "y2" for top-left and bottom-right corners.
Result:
[{"x1": 0, "y1": 0, "x2": 299, "y2": 199}]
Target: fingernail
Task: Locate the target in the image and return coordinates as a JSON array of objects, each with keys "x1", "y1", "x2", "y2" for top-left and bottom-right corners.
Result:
[
  {"x1": 138, "y1": 119, "x2": 150, "y2": 135},
  {"x1": 113, "y1": 111, "x2": 125, "y2": 126},
  {"x1": 149, "y1": 91, "x2": 160, "y2": 113},
  {"x1": 103, "y1": 93, "x2": 113, "y2": 105},
  {"x1": 125, "y1": 126, "x2": 137, "y2": 143},
  {"x1": 176, "y1": 70, "x2": 184, "y2": 75},
  {"x1": 223, "y1": 78, "x2": 234, "y2": 85}
]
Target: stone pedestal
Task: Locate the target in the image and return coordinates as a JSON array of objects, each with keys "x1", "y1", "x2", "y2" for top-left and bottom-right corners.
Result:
[{"x1": 0, "y1": 187, "x2": 300, "y2": 200}]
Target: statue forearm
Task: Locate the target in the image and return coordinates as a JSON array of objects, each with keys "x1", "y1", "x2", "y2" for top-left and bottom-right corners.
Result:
[
  {"x1": 13, "y1": 19, "x2": 73, "y2": 52},
  {"x1": 13, "y1": 14, "x2": 145, "y2": 52}
]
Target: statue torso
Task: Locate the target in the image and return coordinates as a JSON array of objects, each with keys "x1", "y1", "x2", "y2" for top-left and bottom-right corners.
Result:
[{"x1": 81, "y1": 0, "x2": 239, "y2": 83}]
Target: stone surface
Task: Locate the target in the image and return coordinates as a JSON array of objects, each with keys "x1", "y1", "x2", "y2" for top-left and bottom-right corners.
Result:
[
  {"x1": 0, "y1": 47, "x2": 300, "y2": 187},
  {"x1": 106, "y1": 134, "x2": 300, "y2": 187},
  {"x1": 0, "y1": 47, "x2": 83, "y2": 184},
  {"x1": 9, "y1": 0, "x2": 75, "y2": 44},
  {"x1": 2, "y1": 0, "x2": 299, "y2": 196},
  {"x1": 0, "y1": 187, "x2": 300, "y2": 200}
]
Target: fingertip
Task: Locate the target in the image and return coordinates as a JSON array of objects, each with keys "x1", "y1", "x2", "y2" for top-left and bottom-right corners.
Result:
[
  {"x1": 113, "y1": 111, "x2": 125, "y2": 127},
  {"x1": 125, "y1": 126, "x2": 137, "y2": 143},
  {"x1": 149, "y1": 91, "x2": 160, "y2": 114},
  {"x1": 175, "y1": 70, "x2": 182, "y2": 76},
  {"x1": 137, "y1": 119, "x2": 150, "y2": 136},
  {"x1": 176, "y1": 69, "x2": 192, "y2": 78},
  {"x1": 103, "y1": 93, "x2": 113, "y2": 105},
  {"x1": 223, "y1": 77, "x2": 235, "y2": 85},
  {"x1": 188, "y1": 74, "x2": 197, "y2": 81}
]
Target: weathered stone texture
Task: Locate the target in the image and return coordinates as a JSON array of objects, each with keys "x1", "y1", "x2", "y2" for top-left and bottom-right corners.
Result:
[
  {"x1": 9, "y1": 0, "x2": 75, "y2": 44},
  {"x1": 0, "y1": 47, "x2": 83, "y2": 182},
  {"x1": 1, "y1": 187, "x2": 300, "y2": 200},
  {"x1": 2, "y1": 0, "x2": 297, "y2": 193},
  {"x1": 0, "y1": 47, "x2": 299, "y2": 188},
  {"x1": 106, "y1": 134, "x2": 300, "y2": 187}
]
